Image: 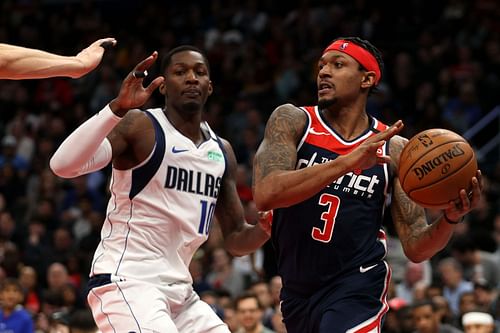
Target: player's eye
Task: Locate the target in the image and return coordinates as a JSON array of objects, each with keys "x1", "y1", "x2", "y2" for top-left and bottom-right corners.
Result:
[{"x1": 335, "y1": 62, "x2": 343, "y2": 68}]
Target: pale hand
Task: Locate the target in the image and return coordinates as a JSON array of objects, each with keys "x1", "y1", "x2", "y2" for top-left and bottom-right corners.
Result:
[{"x1": 73, "y1": 37, "x2": 116, "y2": 78}]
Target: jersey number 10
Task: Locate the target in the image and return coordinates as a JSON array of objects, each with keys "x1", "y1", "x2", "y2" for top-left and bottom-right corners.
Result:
[{"x1": 198, "y1": 199, "x2": 216, "y2": 235}]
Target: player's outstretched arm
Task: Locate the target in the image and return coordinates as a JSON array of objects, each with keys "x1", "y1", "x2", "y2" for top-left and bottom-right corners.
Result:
[
  {"x1": 390, "y1": 136, "x2": 483, "y2": 262},
  {"x1": 215, "y1": 138, "x2": 270, "y2": 257},
  {"x1": 0, "y1": 38, "x2": 116, "y2": 79},
  {"x1": 252, "y1": 104, "x2": 403, "y2": 211},
  {"x1": 50, "y1": 52, "x2": 164, "y2": 178}
]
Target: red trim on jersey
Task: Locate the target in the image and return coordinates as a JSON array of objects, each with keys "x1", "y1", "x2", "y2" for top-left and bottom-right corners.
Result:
[{"x1": 302, "y1": 107, "x2": 389, "y2": 155}]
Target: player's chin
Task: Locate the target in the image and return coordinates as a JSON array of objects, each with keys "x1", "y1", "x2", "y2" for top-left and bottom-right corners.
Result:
[
  {"x1": 181, "y1": 100, "x2": 202, "y2": 113},
  {"x1": 318, "y1": 96, "x2": 336, "y2": 109}
]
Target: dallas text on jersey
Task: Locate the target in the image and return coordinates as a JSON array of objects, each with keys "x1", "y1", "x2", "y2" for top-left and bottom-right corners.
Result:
[{"x1": 165, "y1": 165, "x2": 222, "y2": 199}]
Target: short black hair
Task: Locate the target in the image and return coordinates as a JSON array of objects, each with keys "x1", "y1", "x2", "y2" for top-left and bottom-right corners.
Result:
[
  {"x1": 331, "y1": 36, "x2": 384, "y2": 86},
  {"x1": 412, "y1": 299, "x2": 437, "y2": 312},
  {"x1": 160, "y1": 45, "x2": 210, "y2": 75}
]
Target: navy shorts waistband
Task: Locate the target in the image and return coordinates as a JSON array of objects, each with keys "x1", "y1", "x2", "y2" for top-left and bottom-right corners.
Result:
[{"x1": 86, "y1": 274, "x2": 112, "y2": 295}]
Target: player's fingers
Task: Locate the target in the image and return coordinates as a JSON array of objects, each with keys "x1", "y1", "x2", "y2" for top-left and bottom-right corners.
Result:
[
  {"x1": 134, "y1": 51, "x2": 158, "y2": 72},
  {"x1": 377, "y1": 155, "x2": 392, "y2": 164},
  {"x1": 458, "y1": 189, "x2": 470, "y2": 211},
  {"x1": 367, "y1": 120, "x2": 403, "y2": 143},
  {"x1": 468, "y1": 176, "x2": 481, "y2": 208},
  {"x1": 476, "y1": 170, "x2": 483, "y2": 190},
  {"x1": 128, "y1": 52, "x2": 159, "y2": 81},
  {"x1": 145, "y1": 77, "x2": 165, "y2": 94},
  {"x1": 98, "y1": 38, "x2": 117, "y2": 50}
]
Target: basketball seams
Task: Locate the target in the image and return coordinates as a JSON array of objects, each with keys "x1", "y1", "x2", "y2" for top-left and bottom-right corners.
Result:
[
  {"x1": 398, "y1": 128, "x2": 477, "y2": 208},
  {"x1": 400, "y1": 139, "x2": 467, "y2": 190},
  {"x1": 407, "y1": 152, "x2": 475, "y2": 207}
]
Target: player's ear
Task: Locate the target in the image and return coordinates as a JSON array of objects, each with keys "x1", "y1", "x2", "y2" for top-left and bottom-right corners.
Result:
[
  {"x1": 159, "y1": 81, "x2": 166, "y2": 95},
  {"x1": 208, "y1": 80, "x2": 213, "y2": 96},
  {"x1": 361, "y1": 72, "x2": 376, "y2": 89}
]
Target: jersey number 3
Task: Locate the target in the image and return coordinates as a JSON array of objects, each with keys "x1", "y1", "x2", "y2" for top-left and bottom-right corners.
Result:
[{"x1": 311, "y1": 193, "x2": 340, "y2": 243}]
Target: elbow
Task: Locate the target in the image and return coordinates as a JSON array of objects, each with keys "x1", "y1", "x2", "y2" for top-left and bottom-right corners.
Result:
[
  {"x1": 49, "y1": 155, "x2": 76, "y2": 178},
  {"x1": 253, "y1": 183, "x2": 279, "y2": 211},
  {"x1": 254, "y1": 196, "x2": 272, "y2": 212},
  {"x1": 226, "y1": 248, "x2": 247, "y2": 258},
  {"x1": 224, "y1": 242, "x2": 248, "y2": 257},
  {"x1": 406, "y1": 253, "x2": 427, "y2": 264},
  {"x1": 402, "y1": 246, "x2": 431, "y2": 263}
]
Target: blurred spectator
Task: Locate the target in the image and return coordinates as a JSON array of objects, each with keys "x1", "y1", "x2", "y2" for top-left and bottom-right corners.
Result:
[
  {"x1": 207, "y1": 247, "x2": 246, "y2": 298},
  {"x1": 412, "y1": 300, "x2": 463, "y2": 333},
  {"x1": 18, "y1": 265, "x2": 40, "y2": 314},
  {"x1": 384, "y1": 297, "x2": 408, "y2": 333},
  {"x1": 438, "y1": 257, "x2": 474, "y2": 316},
  {"x1": 45, "y1": 262, "x2": 70, "y2": 296},
  {"x1": 189, "y1": 253, "x2": 212, "y2": 295},
  {"x1": 249, "y1": 280, "x2": 274, "y2": 329},
  {"x1": 234, "y1": 292, "x2": 276, "y2": 333},
  {"x1": 432, "y1": 295, "x2": 455, "y2": 326},
  {"x1": 462, "y1": 311, "x2": 496, "y2": 333},
  {"x1": 0, "y1": 278, "x2": 34, "y2": 333},
  {"x1": 450, "y1": 235, "x2": 500, "y2": 288},
  {"x1": 472, "y1": 280, "x2": 497, "y2": 314},
  {"x1": 222, "y1": 301, "x2": 240, "y2": 333},
  {"x1": 68, "y1": 308, "x2": 99, "y2": 333},
  {"x1": 396, "y1": 261, "x2": 432, "y2": 304},
  {"x1": 442, "y1": 82, "x2": 482, "y2": 134},
  {"x1": 269, "y1": 275, "x2": 282, "y2": 309}
]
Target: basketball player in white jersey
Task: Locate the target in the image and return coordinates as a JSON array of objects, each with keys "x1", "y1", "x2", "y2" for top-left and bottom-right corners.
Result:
[{"x1": 50, "y1": 46, "x2": 271, "y2": 333}]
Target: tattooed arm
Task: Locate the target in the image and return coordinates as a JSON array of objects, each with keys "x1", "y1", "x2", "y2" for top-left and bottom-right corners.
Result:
[
  {"x1": 216, "y1": 139, "x2": 270, "y2": 257},
  {"x1": 390, "y1": 135, "x2": 482, "y2": 262},
  {"x1": 252, "y1": 104, "x2": 403, "y2": 211}
]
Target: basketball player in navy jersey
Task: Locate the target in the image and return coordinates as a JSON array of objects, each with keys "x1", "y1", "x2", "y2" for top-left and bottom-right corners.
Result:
[
  {"x1": 253, "y1": 37, "x2": 483, "y2": 333},
  {"x1": 0, "y1": 38, "x2": 115, "y2": 79},
  {"x1": 50, "y1": 46, "x2": 270, "y2": 332}
]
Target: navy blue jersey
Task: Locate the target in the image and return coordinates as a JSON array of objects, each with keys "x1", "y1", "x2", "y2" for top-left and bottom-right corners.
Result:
[{"x1": 273, "y1": 106, "x2": 393, "y2": 297}]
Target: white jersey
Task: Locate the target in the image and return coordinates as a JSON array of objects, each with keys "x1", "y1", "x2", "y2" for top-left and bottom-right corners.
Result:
[{"x1": 90, "y1": 108, "x2": 226, "y2": 285}]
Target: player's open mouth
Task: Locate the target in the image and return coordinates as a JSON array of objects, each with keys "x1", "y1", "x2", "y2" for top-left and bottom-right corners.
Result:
[{"x1": 318, "y1": 82, "x2": 333, "y2": 95}]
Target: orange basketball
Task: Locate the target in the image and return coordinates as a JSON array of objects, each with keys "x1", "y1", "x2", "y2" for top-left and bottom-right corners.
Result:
[{"x1": 398, "y1": 128, "x2": 477, "y2": 209}]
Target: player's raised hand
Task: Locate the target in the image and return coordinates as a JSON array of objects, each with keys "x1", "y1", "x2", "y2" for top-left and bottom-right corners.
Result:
[
  {"x1": 73, "y1": 37, "x2": 116, "y2": 78},
  {"x1": 110, "y1": 51, "x2": 165, "y2": 116},
  {"x1": 345, "y1": 120, "x2": 404, "y2": 171}
]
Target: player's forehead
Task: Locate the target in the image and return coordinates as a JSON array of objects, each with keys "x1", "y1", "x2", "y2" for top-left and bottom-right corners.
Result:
[
  {"x1": 319, "y1": 50, "x2": 357, "y2": 64},
  {"x1": 170, "y1": 50, "x2": 207, "y2": 68}
]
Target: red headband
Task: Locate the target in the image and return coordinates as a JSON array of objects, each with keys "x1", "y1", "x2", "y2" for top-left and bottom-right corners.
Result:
[{"x1": 323, "y1": 40, "x2": 381, "y2": 84}]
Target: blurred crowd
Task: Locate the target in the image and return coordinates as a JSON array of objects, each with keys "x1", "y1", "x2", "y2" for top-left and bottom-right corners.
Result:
[{"x1": 0, "y1": 0, "x2": 499, "y2": 332}]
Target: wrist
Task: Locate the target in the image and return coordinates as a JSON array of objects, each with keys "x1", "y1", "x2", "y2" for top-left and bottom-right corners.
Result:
[
  {"x1": 335, "y1": 155, "x2": 354, "y2": 174},
  {"x1": 109, "y1": 99, "x2": 128, "y2": 117},
  {"x1": 443, "y1": 212, "x2": 464, "y2": 225}
]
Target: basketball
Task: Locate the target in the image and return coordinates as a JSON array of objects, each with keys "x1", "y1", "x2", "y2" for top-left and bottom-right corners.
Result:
[{"x1": 398, "y1": 128, "x2": 477, "y2": 209}]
